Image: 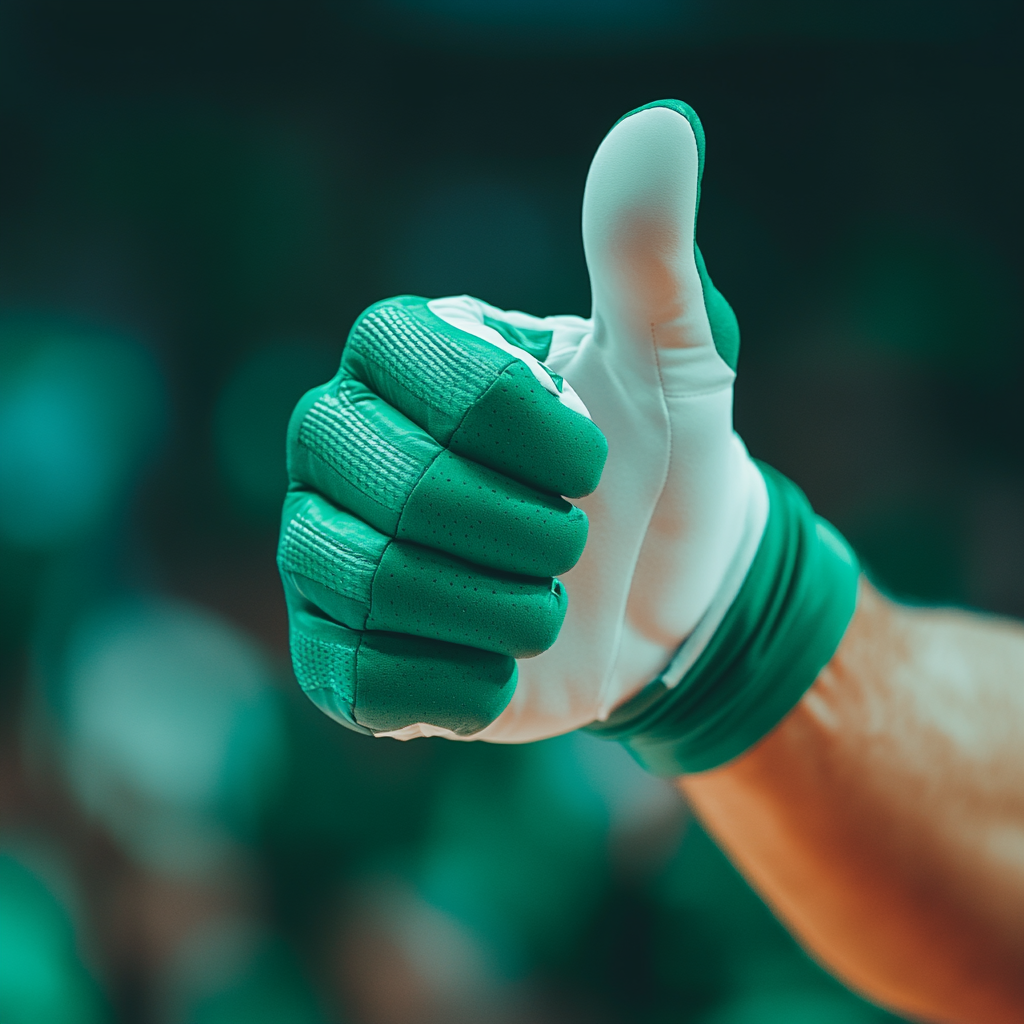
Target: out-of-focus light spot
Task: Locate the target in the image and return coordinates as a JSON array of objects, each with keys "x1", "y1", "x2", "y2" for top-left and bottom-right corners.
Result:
[
  {"x1": 164, "y1": 923, "x2": 327, "y2": 1024},
  {"x1": 697, "y1": 988, "x2": 883, "y2": 1024},
  {"x1": 0, "y1": 322, "x2": 165, "y2": 549},
  {"x1": 62, "y1": 596, "x2": 285, "y2": 875},
  {"x1": 567, "y1": 732, "x2": 687, "y2": 874},
  {"x1": 0, "y1": 853, "x2": 108, "y2": 1024},
  {"x1": 336, "y1": 877, "x2": 505, "y2": 1023},
  {"x1": 214, "y1": 342, "x2": 337, "y2": 519},
  {"x1": 414, "y1": 737, "x2": 625, "y2": 976},
  {"x1": 388, "y1": 178, "x2": 555, "y2": 312},
  {"x1": 567, "y1": 731, "x2": 682, "y2": 836}
]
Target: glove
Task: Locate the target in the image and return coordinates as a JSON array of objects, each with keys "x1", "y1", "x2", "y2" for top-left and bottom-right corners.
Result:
[{"x1": 278, "y1": 100, "x2": 860, "y2": 774}]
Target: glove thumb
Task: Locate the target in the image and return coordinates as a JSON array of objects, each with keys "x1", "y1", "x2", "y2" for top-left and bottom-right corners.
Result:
[{"x1": 582, "y1": 99, "x2": 740, "y2": 376}]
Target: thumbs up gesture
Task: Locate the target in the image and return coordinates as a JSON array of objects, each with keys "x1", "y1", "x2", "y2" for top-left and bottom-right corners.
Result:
[{"x1": 279, "y1": 101, "x2": 860, "y2": 773}]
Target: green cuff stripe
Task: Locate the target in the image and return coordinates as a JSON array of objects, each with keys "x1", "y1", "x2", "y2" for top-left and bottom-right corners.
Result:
[{"x1": 586, "y1": 464, "x2": 860, "y2": 775}]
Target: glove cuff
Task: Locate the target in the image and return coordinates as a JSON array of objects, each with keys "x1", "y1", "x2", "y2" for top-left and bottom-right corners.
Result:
[{"x1": 585, "y1": 463, "x2": 860, "y2": 775}]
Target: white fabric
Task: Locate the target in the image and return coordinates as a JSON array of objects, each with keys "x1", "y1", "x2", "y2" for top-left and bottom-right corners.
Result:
[{"x1": 384, "y1": 105, "x2": 767, "y2": 744}]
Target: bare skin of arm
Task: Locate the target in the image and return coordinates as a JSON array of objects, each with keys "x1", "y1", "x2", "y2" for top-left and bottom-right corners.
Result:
[{"x1": 680, "y1": 579, "x2": 1024, "y2": 1024}]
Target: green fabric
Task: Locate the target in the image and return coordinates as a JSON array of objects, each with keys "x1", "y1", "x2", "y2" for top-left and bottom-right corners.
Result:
[
  {"x1": 586, "y1": 464, "x2": 860, "y2": 775},
  {"x1": 401, "y1": 449, "x2": 588, "y2": 577},
  {"x1": 281, "y1": 294, "x2": 606, "y2": 735},
  {"x1": 280, "y1": 491, "x2": 387, "y2": 628},
  {"x1": 287, "y1": 377, "x2": 588, "y2": 577},
  {"x1": 614, "y1": 99, "x2": 741, "y2": 373},
  {"x1": 342, "y1": 295, "x2": 605, "y2": 497},
  {"x1": 371, "y1": 543, "x2": 566, "y2": 657},
  {"x1": 482, "y1": 315, "x2": 553, "y2": 361},
  {"x1": 288, "y1": 585, "x2": 516, "y2": 736},
  {"x1": 279, "y1": 491, "x2": 567, "y2": 657},
  {"x1": 450, "y1": 359, "x2": 605, "y2": 498},
  {"x1": 288, "y1": 376, "x2": 438, "y2": 536}
]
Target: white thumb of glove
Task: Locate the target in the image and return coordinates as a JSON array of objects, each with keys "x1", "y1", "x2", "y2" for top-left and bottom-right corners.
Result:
[{"x1": 473, "y1": 100, "x2": 768, "y2": 743}]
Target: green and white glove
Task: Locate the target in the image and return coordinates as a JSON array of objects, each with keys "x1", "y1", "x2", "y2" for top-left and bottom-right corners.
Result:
[{"x1": 278, "y1": 100, "x2": 860, "y2": 775}]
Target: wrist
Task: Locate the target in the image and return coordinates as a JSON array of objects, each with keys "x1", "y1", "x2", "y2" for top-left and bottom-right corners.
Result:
[{"x1": 587, "y1": 463, "x2": 861, "y2": 774}]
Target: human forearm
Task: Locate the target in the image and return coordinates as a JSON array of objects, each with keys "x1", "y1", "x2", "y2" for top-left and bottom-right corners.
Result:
[{"x1": 681, "y1": 580, "x2": 1024, "y2": 1024}]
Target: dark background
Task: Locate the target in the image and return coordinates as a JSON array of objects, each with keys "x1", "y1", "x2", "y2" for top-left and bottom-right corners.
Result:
[{"x1": 0, "y1": 1, "x2": 1021, "y2": 1022}]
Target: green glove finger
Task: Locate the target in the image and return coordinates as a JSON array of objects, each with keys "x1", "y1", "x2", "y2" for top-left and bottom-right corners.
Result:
[
  {"x1": 287, "y1": 376, "x2": 438, "y2": 536},
  {"x1": 288, "y1": 375, "x2": 588, "y2": 576},
  {"x1": 285, "y1": 584, "x2": 516, "y2": 736},
  {"x1": 341, "y1": 295, "x2": 607, "y2": 498},
  {"x1": 279, "y1": 492, "x2": 567, "y2": 658}
]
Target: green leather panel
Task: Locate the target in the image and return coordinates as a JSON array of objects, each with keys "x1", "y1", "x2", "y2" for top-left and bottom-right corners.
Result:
[
  {"x1": 399, "y1": 449, "x2": 588, "y2": 577},
  {"x1": 279, "y1": 492, "x2": 567, "y2": 658},
  {"x1": 343, "y1": 295, "x2": 607, "y2": 499},
  {"x1": 342, "y1": 295, "x2": 512, "y2": 445},
  {"x1": 279, "y1": 493, "x2": 386, "y2": 597},
  {"x1": 284, "y1": 581, "x2": 516, "y2": 736},
  {"x1": 287, "y1": 376, "x2": 441, "y2": 536},
  {"x1": 450, "y1": 359, "x2": 606, "y2": 498},
  {"x1": 482, "y1": 315, "x2": 553, "y2": 360},
  {"x1": 300, "y1": 384, "x2": 423, "y2": 508},
  {"x1": 286, "y1": 590, "x2": 366, "y2": 731},
  {"x1": 370, "y1": 542, "x2": 566, "y2": 657},
  {"x1": 354, "y1": 631, "x2": 516, "y2": 736}
]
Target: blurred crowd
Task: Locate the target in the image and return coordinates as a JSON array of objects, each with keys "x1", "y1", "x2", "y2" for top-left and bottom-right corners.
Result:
[{"x1": 0, "y1": 1, "x2": 1020, "y2": 1022}]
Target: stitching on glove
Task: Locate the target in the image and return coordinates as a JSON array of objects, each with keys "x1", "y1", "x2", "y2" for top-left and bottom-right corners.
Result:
[
  {"x1": 299, "y1": 386, "x2": 423, "y2": 508},
  {"x1": 280, "y1": 511, "x2": 377, "y2": 606},
  {"x1": 352, "y1": 303, "x2": 492, "y2": 414},
  {"x1": 291, "y1": 629, "x2": 357, "y2": 709}
]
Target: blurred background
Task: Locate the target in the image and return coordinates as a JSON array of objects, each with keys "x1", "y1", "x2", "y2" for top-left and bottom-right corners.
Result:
[{"x1": 0, "y1": 0, "x2": 1021, "y2": 1021}]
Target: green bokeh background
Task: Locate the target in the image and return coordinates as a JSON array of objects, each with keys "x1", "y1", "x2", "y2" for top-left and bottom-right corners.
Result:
[{"x1": 0, "y1": 1, "x2": 1021, "y2": 1022}]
